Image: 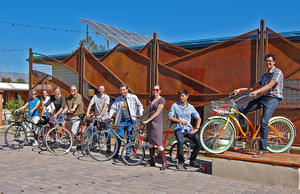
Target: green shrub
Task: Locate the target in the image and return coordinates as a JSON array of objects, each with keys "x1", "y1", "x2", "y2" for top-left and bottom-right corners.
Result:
[{"x1": 5, "y1": 95, "x2": 25, "y2": 120}]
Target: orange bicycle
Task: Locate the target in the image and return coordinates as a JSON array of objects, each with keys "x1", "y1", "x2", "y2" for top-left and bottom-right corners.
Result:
[{"x1": 200, "y1": 92, "x2": 295, "y2": 154}]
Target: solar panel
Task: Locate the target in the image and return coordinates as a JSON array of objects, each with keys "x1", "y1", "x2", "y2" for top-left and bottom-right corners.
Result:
[{"x1": 80, "y1": 18, "x2": 152, "y2": 47}]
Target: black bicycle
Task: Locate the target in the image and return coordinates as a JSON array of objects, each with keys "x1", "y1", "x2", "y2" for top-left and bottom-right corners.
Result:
[{"x1": 5, "y1": 111, "x2": 48, "y2": 150}]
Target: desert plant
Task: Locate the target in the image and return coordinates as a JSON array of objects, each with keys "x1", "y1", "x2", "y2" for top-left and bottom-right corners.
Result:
[{"x1": 5, "y1": 95, "x2": 25, "y2": 120}]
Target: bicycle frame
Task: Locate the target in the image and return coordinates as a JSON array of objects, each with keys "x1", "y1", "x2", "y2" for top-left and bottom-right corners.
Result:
[{"x1": 218, "y1": 107, "x2": 284, "y2": 141}]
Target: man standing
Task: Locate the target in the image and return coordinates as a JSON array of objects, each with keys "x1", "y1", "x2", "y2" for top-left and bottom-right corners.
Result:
[
  {"x1": 86, "y1": 84, "x2": 110, "y2": 120},
  {"x1": 109, "y1": 83, "x2": 144, "y2": 160},
  {"x1": 234, "y1": 54, "x2": 284, "y2": 157},
  {"x1": 168, "y1": 89, "x2": 202, "y2": 170},
  {"x1": 63, "y1": 85, "x2": 84, "y2": 136}
]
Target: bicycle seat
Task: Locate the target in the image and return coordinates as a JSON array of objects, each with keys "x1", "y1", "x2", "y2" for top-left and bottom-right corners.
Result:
[{"x1": 78, "y1": 114, "x2": 86, "y2": 119}]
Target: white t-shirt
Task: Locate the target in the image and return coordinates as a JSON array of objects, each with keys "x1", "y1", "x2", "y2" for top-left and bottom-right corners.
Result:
[
  {"x1": 90, "y1": 94, "x2": 110, "y2": 119},
  {"x1": 42, "y1": 96, "x2": 55, "y2": 116}
]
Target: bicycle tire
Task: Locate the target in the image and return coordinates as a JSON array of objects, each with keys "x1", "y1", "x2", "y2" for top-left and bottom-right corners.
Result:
[
  {"x1": 37, "y1": 124, "x2": 49, "y2": 151},
  {"x1": 45, "y1": 126, "x2": 73, "y2": 155},
  {"x1": 200, "y1": 117, "x2": 235, "y2": 154},
  {"x1": 267, "y1": 117, "x2": 295, "y2": 153},
  {"x1": 121, "y1": 142, "x2": 145, "y2": 166},
  {"x1": 5, "y1": 123, "x2": 27, "y2": 150},
  {"x1": 87, "y1": 130, "x2": 118, "y2": 161},
  {"x1": 81, "y1": 126, "x2": 97, "y2": 156},
  {"x1": 169, "y1": 141, "x2": 190, "y2": 163}
]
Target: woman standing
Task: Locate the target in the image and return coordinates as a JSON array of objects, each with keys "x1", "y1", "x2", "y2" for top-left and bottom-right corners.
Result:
[
  {"x1": 143, "y1": 84, "x2": 166, "y2": 170},
  {"x1": 17, "y1": 90, "x2": 40, "y2": 146},
  {"x1": 41, "y1": 89, "x2": 54, "y2": 116},
  {"x1": 41, "y1": 86, "x2": 65, "y2": 118}
]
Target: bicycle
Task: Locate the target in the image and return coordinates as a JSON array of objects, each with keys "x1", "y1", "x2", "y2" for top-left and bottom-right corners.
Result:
[
  {"x1": 122, "y1": 122, "x2": 177, "y2": 166},
  {"x1": 87, "y1": 118, "x2": 144, "y2": 162},
  {"x1": 37, "y1": 114, "x2": 65, "y2": 151},
  {"x1": 200, "y1": 92, "x2": 296, "y2": 154},
  {"x1": 45, "y1": 113, "x2": 87, "y2": 155},
  {"x1": 81, "y1": 115, "x2": 105, "y2": 156},
  {"x1": 5, "y1": 111, "x2": 48, "y2": 150}
]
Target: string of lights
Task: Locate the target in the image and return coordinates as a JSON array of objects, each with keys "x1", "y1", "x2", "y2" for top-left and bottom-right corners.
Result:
[
  {"x1": 0, "y1": 20, "x2": 152, "y2": 36},
  {"x1": 0, "y1": 48, "x2": 28, "y2": 53}
]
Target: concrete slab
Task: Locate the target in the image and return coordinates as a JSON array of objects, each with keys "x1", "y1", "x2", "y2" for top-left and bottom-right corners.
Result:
[{"x1": 212, "y1": 157, "x2": 300, "y2": 189}]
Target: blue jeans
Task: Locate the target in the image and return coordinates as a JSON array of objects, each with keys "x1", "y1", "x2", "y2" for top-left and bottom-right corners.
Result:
[
  {"x1": 239, "y1": 96, "x2": 280, "y2": 152},
  {"x1": 114, "y1": 118, "x2": 133, "y2": 157},
  {"x1": 175, "y1": 130, "x2": 201, "y2": 163}
]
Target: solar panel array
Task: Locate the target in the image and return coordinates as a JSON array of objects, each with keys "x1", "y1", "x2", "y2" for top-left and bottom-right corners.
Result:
[{"x1": 80, "y1": 18, "x2": 152, "y2": 47}]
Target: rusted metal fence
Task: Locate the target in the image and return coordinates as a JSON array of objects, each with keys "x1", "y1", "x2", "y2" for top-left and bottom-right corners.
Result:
[{"x1": 30, "y1": 20, "x2": 300, "y2": 145}]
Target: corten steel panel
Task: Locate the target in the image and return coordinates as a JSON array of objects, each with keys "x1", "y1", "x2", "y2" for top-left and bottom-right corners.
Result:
[
  {"x1": 267, "y1": 29, "x2": 300, "y2": 80},
  {"x1": 266, "y1": 28, "x2": 300, "y2": 146},
  {"x1": 100, "y1": 44, "x2": 150, "y2": 105},
  {"x1": 63, "y1": 52, "x2": 80, "y2": 74},
  {"x1": 164, "y1": 30, "x2": 258, "y2": 94},
  {"x1": 84, "y1": 49, "x2": 122, "y2": 94},
  {"x1": 32, "y1": 70, "x2": 90, "y2": 108},
  {"x1": 139, "y1": 40, "x2": 192, "y2": 64}
]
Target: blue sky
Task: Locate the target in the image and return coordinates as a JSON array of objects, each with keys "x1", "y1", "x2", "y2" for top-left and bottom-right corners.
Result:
[{"x1": 1, "y1": 0, "x2": 300, "y2": 73}]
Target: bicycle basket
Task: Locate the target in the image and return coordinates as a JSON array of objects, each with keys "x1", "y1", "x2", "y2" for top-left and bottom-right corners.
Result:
[
  {"x1": 210, "y1": 100, "x2": 235, "y2": 115},
  {"x1": 231, "y1": 92, "x2": 254, "y2": 110}
]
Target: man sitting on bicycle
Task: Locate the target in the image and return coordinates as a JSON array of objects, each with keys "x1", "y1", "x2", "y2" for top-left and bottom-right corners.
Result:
[
  {"x1": 86, "y1": 84, "x2": 110, "y2": 120},
  {"x1": 62, "y1": 85, "x2": 84, "y2": 149},
  {"x1": 168, "y1": 89, "x2": 202, "y2": 170},
  {"x1": 234, "y1": 53, "x2": 284, "y2": 157}
]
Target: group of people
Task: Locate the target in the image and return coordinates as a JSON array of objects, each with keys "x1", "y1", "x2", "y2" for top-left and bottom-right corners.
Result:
[{"x1": 18, "y1": 53, "x2": 284, "y2": 169}]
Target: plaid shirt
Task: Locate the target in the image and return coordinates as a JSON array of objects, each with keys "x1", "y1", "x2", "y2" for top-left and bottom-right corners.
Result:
[{"x1": 258, "y1": 67, "x2": 284, "y2": 99}]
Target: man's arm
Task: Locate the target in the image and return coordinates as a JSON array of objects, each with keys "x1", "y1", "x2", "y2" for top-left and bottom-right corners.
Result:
[
  {"x1": 250, "y1": 80, "x2": 276, "y2": 97},
  {"x1": 97, "y1": 104, "x2": 108, "y2": 119},
  {"x1": 168, "y1": 115, "x2": 187, "y2": 125},
  {"x1": 86, "y1": 101, "x2": 94, "y2": 117},
  {"x1": 234, "y1": 83, "x2": 261, "y2": 94},
  {"x1": 135, "y1": 96, "x2": 144, "y2": 116},
  {"x1": 190, "y1": 118, "x2": 201, "y2": 134}
]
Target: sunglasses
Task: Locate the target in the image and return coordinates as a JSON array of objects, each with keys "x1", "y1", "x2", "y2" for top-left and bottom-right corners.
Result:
[{"x1": 152, "y1": 89, "x2": 160, "y2": 92}]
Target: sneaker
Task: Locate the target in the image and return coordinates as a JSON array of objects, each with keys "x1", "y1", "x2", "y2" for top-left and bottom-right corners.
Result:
[
  {"x1": 24, "y1": 140, "x2": 30, "y2": 146},
  {"x1": 176, "y1": 163, "x2": 184, "y2": 170},
  {"x1": 70, "y1": 146, "x2": 77, "y2": 152},
  {"x1": 190, "y1": 160, "x2": 201, "y2": 168},
  {"x1": 32, "y1": 141, "x2": 38, "y2": 147}
]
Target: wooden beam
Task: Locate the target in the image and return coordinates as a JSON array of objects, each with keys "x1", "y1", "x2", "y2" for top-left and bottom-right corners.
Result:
[{"x1": 29, "y1": 48, "x2": 33, "y2": 90}]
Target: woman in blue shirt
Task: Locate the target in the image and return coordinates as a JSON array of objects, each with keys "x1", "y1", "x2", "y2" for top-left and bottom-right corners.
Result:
[{"x1": 17, "y1": 90, "x2": 41, "y2": 146}]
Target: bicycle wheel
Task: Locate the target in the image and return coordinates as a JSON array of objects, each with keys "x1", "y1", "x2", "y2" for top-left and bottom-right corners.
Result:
[
  {"x1": 267, "y1": 117, "x2": 295, "y2": 153},
  {"x1": 87, "y1": 130, "x2": 119, "y2": 161},
  {"x1": 45, "y1": 126, "x2": 73, "y2": 155},
  {"x1": 121, "y1": 142, "x2": 145, "y2": 166},
  {"x1": 37, "y1": 124, "x2": 49, "y2": 151},
  {"x1": 200, "y1": 117, "x2": 235, "y2": 154},
  {"x1": 169, "y1": 141, "x2": 190, "y2": 163},
  {"x1": 81, "y1": 126, "x2": 97, "y2": 156},
  {"x1": 5, "y1": 123, "x2": 27, "y2": 149}
]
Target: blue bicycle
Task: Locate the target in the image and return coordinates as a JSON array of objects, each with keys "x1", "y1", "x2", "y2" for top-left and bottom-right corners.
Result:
[{"x1": 86, "y1": 119, "x2": 144, "y2": 162}]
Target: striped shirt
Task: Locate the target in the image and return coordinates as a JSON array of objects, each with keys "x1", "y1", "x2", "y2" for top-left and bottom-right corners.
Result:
[{"x1": 258, "y1": 67, "x2": 284, "y2": 99}]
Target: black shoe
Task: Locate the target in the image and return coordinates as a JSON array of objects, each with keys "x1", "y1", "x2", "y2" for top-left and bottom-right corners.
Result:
[
  {"x1": 112, "y1": 155, "x2": 119, "y2": 163},
  {"x1": 190, "y1": 160, "x2": 201, "y2": 168}
]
